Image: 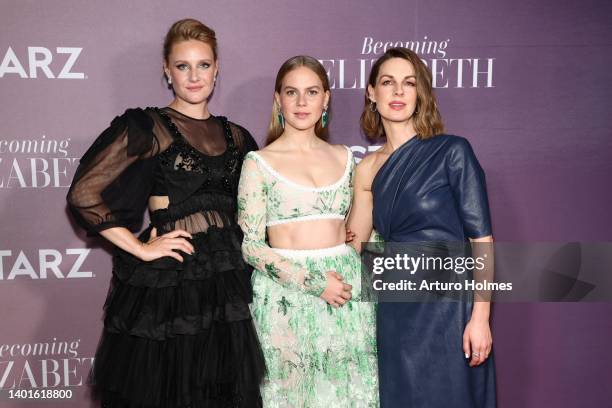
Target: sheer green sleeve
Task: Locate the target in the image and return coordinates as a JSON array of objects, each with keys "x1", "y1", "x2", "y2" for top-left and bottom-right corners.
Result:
[{"x1": 237, "y1": 153, "x2": 327, "y2": 297}]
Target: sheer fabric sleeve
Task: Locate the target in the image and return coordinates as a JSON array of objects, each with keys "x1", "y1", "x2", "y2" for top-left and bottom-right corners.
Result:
[
  {"x1": 67, "y1": 108, "x2": 159, "y2": 235},
  {"x1": 237, "y1": 153, "x2": 326, "y2": 297},
  {"x1": 229, "y1": 121, "x2": 259, "y2": 155},
  {"x1": 445, "y1": 136, "x2": 492, "y2": 239}
]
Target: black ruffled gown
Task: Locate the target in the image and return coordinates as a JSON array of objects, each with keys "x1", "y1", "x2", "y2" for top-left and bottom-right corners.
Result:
[{"x1": 67, "y1": 107, "x2": 266, "y2": 408}]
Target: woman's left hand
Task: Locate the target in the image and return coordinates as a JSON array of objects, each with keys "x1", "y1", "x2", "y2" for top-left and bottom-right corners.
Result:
[{"x1": 463, "y1": 318, "x2": 493, "y2": 367}]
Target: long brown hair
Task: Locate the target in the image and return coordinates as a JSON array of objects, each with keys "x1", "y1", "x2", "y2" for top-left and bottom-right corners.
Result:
[
  {"x1": 360, "y1": 47, "x2": 444, "y2": 141},
  {"x1": 266, "y1": 56, "x2": 331, "y2": 145}
]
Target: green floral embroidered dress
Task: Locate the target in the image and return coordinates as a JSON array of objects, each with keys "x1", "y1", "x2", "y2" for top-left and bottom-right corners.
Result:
[{"x1": 237, "y1": 147, "x2": 378, "y2": 407}]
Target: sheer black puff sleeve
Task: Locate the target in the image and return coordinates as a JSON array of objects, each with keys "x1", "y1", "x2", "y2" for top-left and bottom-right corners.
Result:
[
  {"x1": 445, "y1": 136, "x2": 493, "y2": 239},
  {"x1": 228, "y1": 121, "x2": 259, "y2": 155},
  {"x1": 67, "y1": 108, "x2": 160, "y2": 235}
]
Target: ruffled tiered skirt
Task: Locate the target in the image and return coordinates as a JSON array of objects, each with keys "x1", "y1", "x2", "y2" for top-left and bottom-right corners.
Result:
[{"x1": 91, "y1": 225, "x2": 266, "y2": 408}]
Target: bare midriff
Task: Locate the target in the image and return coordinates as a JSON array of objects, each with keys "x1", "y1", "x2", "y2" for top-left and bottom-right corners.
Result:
[{"x1": 267, "y1": 219, "x2": 345, "y2": 250}]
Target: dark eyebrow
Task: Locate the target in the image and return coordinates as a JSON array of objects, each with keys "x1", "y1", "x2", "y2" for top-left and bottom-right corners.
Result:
[{"x1": 379, "y1": 74, "x2": 416, "y2": 80}]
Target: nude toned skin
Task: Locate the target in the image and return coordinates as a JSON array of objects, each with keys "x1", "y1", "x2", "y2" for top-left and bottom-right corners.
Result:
[
  {"x1": 347, "y1": 57, "x2": 493, "y2": 367},
  {"x1": 258, "y1": 66, "x2": 352, "y2": 308}
]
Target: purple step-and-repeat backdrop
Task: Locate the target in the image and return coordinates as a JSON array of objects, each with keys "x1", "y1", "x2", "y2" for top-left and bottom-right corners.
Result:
[{"x1": 1, "y1": 1, "x2": 611, "y2": 406}]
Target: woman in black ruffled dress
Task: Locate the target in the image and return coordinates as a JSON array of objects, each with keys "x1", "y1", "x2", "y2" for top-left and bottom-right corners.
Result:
[{"x1": 67, "y1": 19, "x2": 265, "y2": 408}]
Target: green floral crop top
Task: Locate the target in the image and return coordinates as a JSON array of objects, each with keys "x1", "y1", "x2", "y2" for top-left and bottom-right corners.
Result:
[{"x1": 237, "y1": 146, "x2": 354, "y2": 296}]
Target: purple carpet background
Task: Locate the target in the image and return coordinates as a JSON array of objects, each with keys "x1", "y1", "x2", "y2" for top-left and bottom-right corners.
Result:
[{"x1": 1, "y1": 0, "x2": 611, "y2": 406}]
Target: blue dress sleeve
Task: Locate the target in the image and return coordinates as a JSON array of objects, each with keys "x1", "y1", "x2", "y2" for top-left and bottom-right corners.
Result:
[{"x1": 445, "y1": 137, "x2": 492, "y2": 238}]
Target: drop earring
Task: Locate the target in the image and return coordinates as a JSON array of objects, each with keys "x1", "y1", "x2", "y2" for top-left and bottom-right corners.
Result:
[
  {"x1": 369, "y1": 101, "x2": 376, "y2": 112},
  {"x1": 322, "y1": 108, "x2": 329, "y2": 128},
  {"x1": 278, "y1": 107, "x2": 285, "y2": 128}
]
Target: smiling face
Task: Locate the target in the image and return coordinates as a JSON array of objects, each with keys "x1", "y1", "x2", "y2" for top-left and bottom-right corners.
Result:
[
  {"x1": 164, "y1": 39, "x2": 218, "y2": 107},
  {"x1": 275, "y1": 66, "x2": 330, "y2": 133},
  {"x1": 368, "y1": 57, "x2": 418, "y2": 125}
]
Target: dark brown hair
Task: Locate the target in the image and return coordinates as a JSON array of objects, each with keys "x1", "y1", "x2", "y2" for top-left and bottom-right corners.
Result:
[
  {"x1": 163, "y1": 18, "x2": 218, "y2": 63},
  {"x1": 361, "y1": 47, "x2": 444, "y2": 140},
  {"x1": 266, "y1": 56, "x2": 331, "y2": 145}
]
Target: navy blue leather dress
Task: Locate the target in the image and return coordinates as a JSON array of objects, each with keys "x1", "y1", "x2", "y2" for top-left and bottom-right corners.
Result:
[{"x1": 372, "y1": 134, "x2": 496, "y2": 408}]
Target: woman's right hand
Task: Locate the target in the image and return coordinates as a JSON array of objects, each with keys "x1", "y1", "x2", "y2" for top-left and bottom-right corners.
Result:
[
  {"x1": 136, "y1": 228, "x2": 194, "y2": 262},
  {"x1": 345, "y1": 227, "x2": 356, "y2": 243},
  {"x1": 320, "y1": 271, "x2": 352, "y2": 307}
]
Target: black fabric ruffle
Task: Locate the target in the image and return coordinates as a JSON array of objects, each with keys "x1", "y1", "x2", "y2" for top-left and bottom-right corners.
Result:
[
  {"x1": 104, "y1": 226, "x2": 253, "y2": 339},
  {"x1": 150, "y1": 192, "x2": 236, "y2": 227},
  {"x1": 111, "y1": 225, "x2": 248, "y2": 289},
  {"x1": 91, "y1": 321, "x2": 265, "y2": 408},
  {"x1": 92, "y1": 225, "x2": 265, "y2": 408}
]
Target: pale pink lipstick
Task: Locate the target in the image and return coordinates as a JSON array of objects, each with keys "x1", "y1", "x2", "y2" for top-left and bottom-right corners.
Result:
[{"x1": 389, "y1": 101, "x2": 406, "y2": 110}]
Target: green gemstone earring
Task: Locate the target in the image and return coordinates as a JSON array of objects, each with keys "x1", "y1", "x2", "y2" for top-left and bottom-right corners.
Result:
[
  {"x1": 322, "y1": 109, "x2": 329, "y2": 128},
  {"x1": 278, "y1": 112, "x2": 285, "y2": 128}
]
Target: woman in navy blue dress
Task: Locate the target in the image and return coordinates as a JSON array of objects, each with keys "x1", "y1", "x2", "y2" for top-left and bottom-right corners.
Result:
[{"x1": 348, "y1": 47, "x2": 496, "y2": 407}]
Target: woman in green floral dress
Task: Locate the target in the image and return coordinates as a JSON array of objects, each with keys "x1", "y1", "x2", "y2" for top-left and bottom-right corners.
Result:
[{"x1": 237, "y1": 56, "x2": 378, "y2": 407}]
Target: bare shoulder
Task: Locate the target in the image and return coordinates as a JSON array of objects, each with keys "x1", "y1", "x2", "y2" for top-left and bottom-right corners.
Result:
[
  {"x1": 356, "y1": 150, "x2": 381, "y2": 175},
  {"x1": 329, "y1": 143, "x2": 350, "y2": 161},
  {"x1": 253, "y1": 139, "x2": 303, "y2": 167},
  {"x1": 330, "y1": 143, "x2": 349, "y2": 153},
  {"x1": 255, "y1": 140, "x2": 283, "y2": 161},
  {"x1": 354, "y1": 152, "x2": 377, "y2": 189},
  {"x1": 355, "y1": 149, "x2": 390, "y2": 190}
]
